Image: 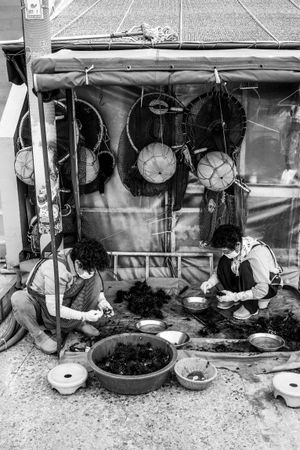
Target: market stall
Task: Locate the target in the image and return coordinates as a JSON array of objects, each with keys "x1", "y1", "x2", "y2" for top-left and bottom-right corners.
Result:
[
  {"x1": 27, "y1": 47, "x2": 300, "y2": 285},
  {"x1": 3, "y1": 26, "x2": 300, "y2": 360}
]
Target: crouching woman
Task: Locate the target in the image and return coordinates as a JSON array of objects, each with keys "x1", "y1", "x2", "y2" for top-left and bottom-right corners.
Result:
[
  {"x1": 11, "y1": 238, "x2": 114, "y2": 354},
  {"x1": 200, "y1": 224, "x2": 282, "y2": 320}
]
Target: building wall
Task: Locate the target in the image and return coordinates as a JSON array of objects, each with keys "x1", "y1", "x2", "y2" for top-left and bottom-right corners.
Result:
[{"x1": 0, "y1": 2, "x2": 22, "y2": 258}]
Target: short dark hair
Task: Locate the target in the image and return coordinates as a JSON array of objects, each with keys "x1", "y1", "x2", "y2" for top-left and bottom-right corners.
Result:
[
  {"x1": 210, "y1": 224, "x2": 243, "y2": 249},
  {"x1": 70, "y1": 238, "x2": 109, "y2": 272}
]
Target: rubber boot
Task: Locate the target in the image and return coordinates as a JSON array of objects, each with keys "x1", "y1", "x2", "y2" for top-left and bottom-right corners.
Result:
[{"x1": 34, "y1": 331, "x2": 57, "y2": 354}]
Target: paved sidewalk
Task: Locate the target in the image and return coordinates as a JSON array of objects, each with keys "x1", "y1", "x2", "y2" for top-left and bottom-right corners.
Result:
[{"x1": 1, "y1": 334, "x2": 300, "y2": 450}]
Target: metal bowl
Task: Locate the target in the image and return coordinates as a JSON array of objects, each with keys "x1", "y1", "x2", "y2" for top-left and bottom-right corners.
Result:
[
  {"x1": 182, "y1": 296, "x2": 209, "y2": 313},
  {"x1": 157, "y1": 330, "x2": 190, "y2": 348},
  {"x1": 216, "y1": 300, "x2": 235, "y2": 310},
  {"x1": 135, "y1": 319, "x2": 168, "y2": 334},
  {"x1": 248, "y1": 332, "x2": 285, "y2": 352}
]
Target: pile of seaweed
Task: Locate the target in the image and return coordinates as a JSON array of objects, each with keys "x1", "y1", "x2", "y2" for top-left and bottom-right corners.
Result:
[
  {"x1": 197, "y1": 309, "x2": 300, "y2": 350},
  {"x1": 256, "y1": 311, "x2": 300, "y2": 343},
  {"x1": 114, "y1": 281, "x2": 171, "y2": 318},
  {"x1": 96, "y1": 342, "x2": 170, "y2": 375}
]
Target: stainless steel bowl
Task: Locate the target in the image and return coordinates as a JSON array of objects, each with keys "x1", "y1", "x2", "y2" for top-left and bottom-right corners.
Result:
[
  {"x1": 182, "y1": 296, "x2": 209, "y2": 313},
  {"x1": 216, "y1": 300, "x2": 234, "y2": 310},
  {"x1": 248, "y1": 332, "x2": 285, "y2": 352},
  {"x1": 135, "y1": 319, "x2": 168, "y2": 334},
  {"x1": 157, "y1": 330, "x2": 190, "y2": 348}
]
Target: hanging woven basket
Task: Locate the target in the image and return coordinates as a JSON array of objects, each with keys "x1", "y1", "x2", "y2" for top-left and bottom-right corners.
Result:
[
  {"x1": 61, "y1": 145, "x2": 100, "y2": 186},
  {"x1": 14, "y1": 146, "x2": 35, "y2": 185},
  {"x1": 57, "y1": 97, "x2": 115, "y2": 194},
  {"x1": 137, "y1": 142, "x2": 177, "y2": 184},
  {"x1": 18, "y1": 100, "x2": 78, "y2": 164},
  {"x1": 117, "y1": 127, "x2": 170, "y2": 196},
  {"x1": 197, "y1": 151, "x2": 237, "y2": 192}
]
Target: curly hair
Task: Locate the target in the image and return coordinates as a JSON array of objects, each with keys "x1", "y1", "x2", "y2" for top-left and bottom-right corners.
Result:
[
  {"x1": 210, "y1": 224, "x2": 243, "y2": 250},
  {"x1": 70, "y1": 238, "x2": 109, "y2": 272}
]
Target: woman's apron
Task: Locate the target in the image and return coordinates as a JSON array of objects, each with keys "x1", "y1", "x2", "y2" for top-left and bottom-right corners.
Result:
[{"x1": 26, "y1": 257, "x2": 98, "y2": 331}]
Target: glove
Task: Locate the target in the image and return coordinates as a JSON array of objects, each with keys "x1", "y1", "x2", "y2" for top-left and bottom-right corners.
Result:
[
  {"x1": 98, "y1": 297, "x2": 114, "y2": 318},
  {"x1": 200, "y1": 273, "x2": 219, "y2": 294},
  {"x1": 217, "y1": 289, "x2": 254, "y2": 303},
  {"x1": 200, "y1": 281, "x2": 214, "y2": 295},
  {"x1": 82, "y1": 309, "x2": 103, "y2": 322}
]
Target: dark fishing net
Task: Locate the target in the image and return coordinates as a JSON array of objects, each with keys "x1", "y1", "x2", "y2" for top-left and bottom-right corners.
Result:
[
  {"x1": 199, "y1": 181, "x2": 249, "y2": 245},
  {"x1": 184, "y1": 89, "x2": 247, "y2": 168},
  {"x1": 61, "y1": 97, "x2": 104, "y2": 153},
  {"x1": 126, "y1": 92, "x2": 185, "y2": 152}
]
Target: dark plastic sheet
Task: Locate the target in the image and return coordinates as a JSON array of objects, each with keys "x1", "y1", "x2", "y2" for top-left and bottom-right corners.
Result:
[{"x1": 31, "y1": 48, "x2": 300, "y2": 91}]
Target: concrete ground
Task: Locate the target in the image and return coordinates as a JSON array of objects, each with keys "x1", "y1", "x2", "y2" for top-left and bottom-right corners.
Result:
[{"x1": 0, "y1": 333, "x2": 300, "y2": 450}]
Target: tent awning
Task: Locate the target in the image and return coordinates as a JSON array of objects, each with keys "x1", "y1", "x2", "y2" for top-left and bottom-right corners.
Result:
[{"x1": 32, "y1": 48, "x2": 300, "y2": 91}]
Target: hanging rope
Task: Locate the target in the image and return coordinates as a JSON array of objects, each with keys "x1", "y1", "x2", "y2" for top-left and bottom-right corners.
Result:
[
  {"x1": 84, "y1": 65, "x2": 94, "y2": 85},
  {"x1": 214, "y1": 68, "x2": 228, "y2": 156},
  {"x1": 141, "y1": 23, "x2": 178, "y2": 43}
]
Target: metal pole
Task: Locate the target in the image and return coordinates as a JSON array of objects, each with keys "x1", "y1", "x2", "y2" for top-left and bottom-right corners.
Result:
[
  {"x1": 38, "y1": 92, "x2": 62, "y2": 357},
  {"x1": 66, "y1": 89, "x2": 81, "y2": 241}
]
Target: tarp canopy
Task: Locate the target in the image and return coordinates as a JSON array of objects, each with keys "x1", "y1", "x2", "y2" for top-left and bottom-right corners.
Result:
[{"x1": 31, "y1": 48, "x2": 300, "y2": 91}]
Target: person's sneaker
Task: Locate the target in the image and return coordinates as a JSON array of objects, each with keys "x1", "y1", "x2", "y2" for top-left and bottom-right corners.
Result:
[
  {"x1": 233, "y1": 305, "x2": 259, "y2": 320},
  {"x1": 76, "y1": 322, "x2": 100, "y2": 337},
  {"x1": 258, "y1": 299, "x2": 271, "y2": 310},
  {"x1": 34, "y1": 331, "x2": 57, "y2": 354}
]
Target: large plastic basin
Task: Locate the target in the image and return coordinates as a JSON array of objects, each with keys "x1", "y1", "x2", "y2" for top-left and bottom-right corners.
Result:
[{"x1": 88, "y1": 333, "x2": 177, "y2": 395}]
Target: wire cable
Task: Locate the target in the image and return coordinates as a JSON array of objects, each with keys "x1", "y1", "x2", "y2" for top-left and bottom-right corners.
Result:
[
  {"x1": 51, "y1": 0, "x2": 103, "y2": 38},
  {"x1": 115, "y1": 0, "x2": 136, "y2": 33},
  {"x1": 179, "y1": 0, "x2": 183, "y2": 44},
  {"x1": 236, "y1": 0, "x2": 280, "y2": 43},
  {"x1": 287, "y1": 0, "x2": 300, "y2": 11}
]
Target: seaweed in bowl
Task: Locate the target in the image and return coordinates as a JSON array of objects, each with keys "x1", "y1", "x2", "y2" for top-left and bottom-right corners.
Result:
[{"x1": 96, "y1": 342, "x2": 170, "y2": 375}]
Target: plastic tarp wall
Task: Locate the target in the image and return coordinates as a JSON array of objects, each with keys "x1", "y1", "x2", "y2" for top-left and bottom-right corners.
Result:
[{"x1": 72, "y1": 81, "x2": 300, "y2": 287}]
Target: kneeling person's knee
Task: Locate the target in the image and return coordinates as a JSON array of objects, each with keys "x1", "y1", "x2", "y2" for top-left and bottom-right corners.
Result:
[{"x1": 11, "y1": 290, "x2": 29, "y2": 312}]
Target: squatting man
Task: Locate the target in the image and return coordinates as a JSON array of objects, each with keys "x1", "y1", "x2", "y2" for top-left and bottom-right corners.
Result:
[
  {"x1": 11, "y1": 238, "x2": 114, "y2": 354},
  {"x1": 200, "y1": 224, "x2": 282, "y2": 320}
]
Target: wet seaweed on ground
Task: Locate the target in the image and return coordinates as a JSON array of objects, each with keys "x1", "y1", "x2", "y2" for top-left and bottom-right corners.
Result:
[
  {"x1": 114, "y1": 281, "x2": 171, "y2": 318},
  {"x1": 197, "y1": 310, "x2": 300, "y2": 347},
  {"x1": 96, "y1": 342, "x2": 170, "y2": 375}
]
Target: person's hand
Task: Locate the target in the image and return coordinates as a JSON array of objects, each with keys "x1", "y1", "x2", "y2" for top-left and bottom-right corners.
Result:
[
  {"x1": 216, "y1": 290, "x2": 239, "y2": 303},
  {"x1": 98, "y1": 298, "x2": 114, "y2": 318},
  {"x1": 200, "y1": 281, "x2": 213, "y2": 295},
  {"x1": 82, "y1": 309, "x2": 103, "y2": 322}
]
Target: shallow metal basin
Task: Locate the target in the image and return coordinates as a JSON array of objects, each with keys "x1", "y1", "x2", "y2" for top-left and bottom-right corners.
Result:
[
  {"x1": 157, "y1": 330, "x2": 190, "y2": 348},
  {"x1": 135, "y1": 319, "x2": 168, "y2": 334},
  {"x1": 182, "y1": 296, "x2": 209, "y2": 313},
  {"x1": 248, "y1": 332, "x2": 285, "y2": 352}
]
